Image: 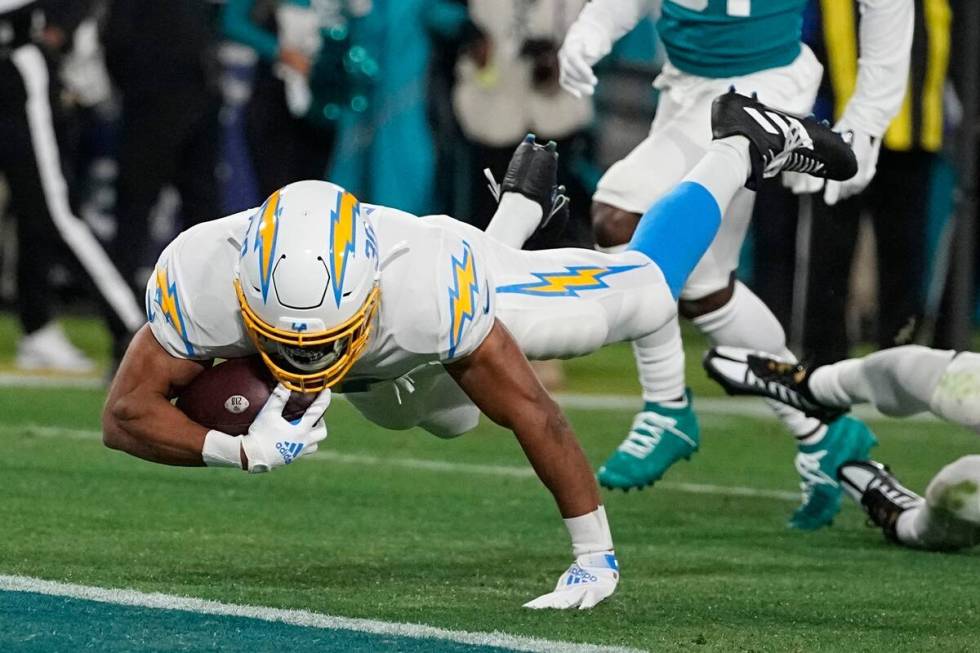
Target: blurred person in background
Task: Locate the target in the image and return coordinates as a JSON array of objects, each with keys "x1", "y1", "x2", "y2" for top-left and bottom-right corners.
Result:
[
  {"x1": 221, "y1": 0, "x2": 338, "y2": 198},
  {"x1": 799, "y1": 0, "x2": 952, "y2": 365},
  {"x1": 453, "y1": 0, "x2": 595, "y2": 249},
  {"x1": 0, "y1": 0, "x2": 142, "y2": 372},
  {"x1": 104, "y1": 0, "x2": 223, "y2": 355},
  {"x1": 324, "y1": 0, "x2": 471, "y2": 215}
]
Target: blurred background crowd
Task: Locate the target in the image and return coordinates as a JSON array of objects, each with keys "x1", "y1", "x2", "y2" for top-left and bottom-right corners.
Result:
[{"x1": 0, "y1": 0, "x2": 977, "y2": 379}]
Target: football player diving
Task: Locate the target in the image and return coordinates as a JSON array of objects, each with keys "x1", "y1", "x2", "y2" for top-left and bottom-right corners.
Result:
[
  {"x1": 102, "y1": 92, "x2": 857, "y2": 609},
  {"x1": 704, "y1": 346, "x2": 980, "y2": 551}
]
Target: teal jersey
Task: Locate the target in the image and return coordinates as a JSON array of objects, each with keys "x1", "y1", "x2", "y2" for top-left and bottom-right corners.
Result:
[{"x1": 657, "y1": 0, "x2": 806, "y2": 78}]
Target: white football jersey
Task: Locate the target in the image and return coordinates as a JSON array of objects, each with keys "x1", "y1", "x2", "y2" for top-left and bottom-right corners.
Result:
[{"x1": 146, "y1": 204, "x2": 496, "y2": 383}]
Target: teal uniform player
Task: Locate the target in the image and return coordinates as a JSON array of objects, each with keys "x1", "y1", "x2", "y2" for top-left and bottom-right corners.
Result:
[
  {"x1": 658, "y1": 0, "x2": 807, "y2": 78},
  {"x1": 558, "y1": 0, "x2": 913, "y2": 529}
]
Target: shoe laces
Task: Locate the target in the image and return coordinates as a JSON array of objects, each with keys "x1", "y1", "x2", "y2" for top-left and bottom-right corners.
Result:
[
  {"x1": 618, "y1": 411, "x2": 695, "y2": 459},
  {"x1": 794, "y1": 449, "x2": 837, "y2": 489},
  {"x1": 768, "y1": 123, "x2": 824, "y2": 177}
]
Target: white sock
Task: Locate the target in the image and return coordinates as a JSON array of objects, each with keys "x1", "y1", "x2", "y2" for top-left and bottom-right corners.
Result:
[
  {"x1": 809, "y1": 346, "x2": 956, "y2": 418},
  {"x1": 895, "y1": 505, "x2": 929, "y2": 548},
  {"x1": 484, "y1": 192, "x2": 542, "y2": 248},
  {"x1": 564, "y1": 505, "x2": 614, "y2": 557},
  {"x1": 625, "y1": 137, "x2": 751, "y2": 408},
  {"x1": 633, "y1": 318, "x2": 686, "y2": 404},
  {"x1": 682, "y1": 137, "x2": 751, "y2": 216},
  {"x1": 692, "y1": 281, "x2": 823, "y2": 440}
]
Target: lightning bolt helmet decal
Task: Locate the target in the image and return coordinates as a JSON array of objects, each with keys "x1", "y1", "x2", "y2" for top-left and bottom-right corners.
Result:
[{"x1": 329, "y1": 191, "x2": 359, "y2": 308}]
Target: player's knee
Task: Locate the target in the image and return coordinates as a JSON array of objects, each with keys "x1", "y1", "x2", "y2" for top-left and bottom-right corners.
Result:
[
  {"x1": 592, "y1": 202, "x2": 640, "y2": 249},
  {"x1": 679, "y1": 277, "x2": 736, "y2": 320},
  {"x1": 929, "y1": 351, "x2": 980, "y2": 429},
  {"x1": 420, "y1": 407, "x2": 480, "y2": 439},
  {"x1": 925, "y1": 455, "x2": 980, "y2": 523}
]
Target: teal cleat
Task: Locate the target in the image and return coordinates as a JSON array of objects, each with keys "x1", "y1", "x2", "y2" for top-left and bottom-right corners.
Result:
[
  {"x1": 790, "y1": 415, "x2": 878, "y2": 530},
  {"x1": 598, "y1": 390, "x2": 700, "y2": 490}
]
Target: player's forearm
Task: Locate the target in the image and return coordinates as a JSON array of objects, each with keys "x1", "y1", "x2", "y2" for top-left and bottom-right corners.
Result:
[
  {"x1": 845, "y1": 0, "x2": 914, "y2": 136},
  {"x1": 102, "y1": 391, "x2": 209, "y2": 466},
  {"x1": 512, "y1": 401, "x2": 602, "y2": 518}
]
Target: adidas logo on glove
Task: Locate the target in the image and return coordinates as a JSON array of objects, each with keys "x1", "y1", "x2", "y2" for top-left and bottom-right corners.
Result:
[
  {"x1": 276, "y1": 441, "x2": 305, "y2": 464},
  {"x1": 563, "y1": 564, "x2": 599, "y2": 586}
]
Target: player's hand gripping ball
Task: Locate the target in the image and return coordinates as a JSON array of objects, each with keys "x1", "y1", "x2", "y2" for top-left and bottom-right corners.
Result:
[
  {"x1": 240, "y1": 384, "x2": 331, "y2": 473},
  {"x1": 175, "y1": 357, "x2": 316, "y2": 434},
  {"x1": 176, "y1": 358, "x2": 330, "y2": 472}
]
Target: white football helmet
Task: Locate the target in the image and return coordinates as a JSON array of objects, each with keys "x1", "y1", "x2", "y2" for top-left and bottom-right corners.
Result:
[{"x1": 235, "y1": 180, "x2": 380, "y2": 392}]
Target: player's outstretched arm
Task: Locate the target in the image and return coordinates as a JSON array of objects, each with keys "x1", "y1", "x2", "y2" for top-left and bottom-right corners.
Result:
[
  {"x1": 446, "y1": 320, "x2": 619, "y2": 609},
  {"x1": 104, "y1": 326, "x2": 331, "y2": 471},
  {"x1": 102, "y1": 325, "x2": 215, "y2": 466}
]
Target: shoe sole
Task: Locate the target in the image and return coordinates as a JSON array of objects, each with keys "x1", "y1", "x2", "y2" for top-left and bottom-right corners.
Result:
[{"x1": 598, "y1": 454, "x2": 696, "y2": 492}]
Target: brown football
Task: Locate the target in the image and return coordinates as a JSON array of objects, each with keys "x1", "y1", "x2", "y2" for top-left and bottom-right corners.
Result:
[{"x1": 175, "y1": 356, "x2": 316, "y2": 435}]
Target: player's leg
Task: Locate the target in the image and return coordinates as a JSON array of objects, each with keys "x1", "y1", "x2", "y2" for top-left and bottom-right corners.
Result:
[
  {"x1": 590, "y1": 95, "x2": 708, "y2": 484},
  {"x1": 596, "y1": 51, "x2": 830, "y2": 491},
  {"x1": 687, "y1": 55, "x2": 871, "y2": 530},
  {"x1": 344, "y1": 366, "x2": 480, "y2": 439},
  {"x1": 497, "y1": 93, "x2": 858, "y2": 364},
  {"x1": 591, "y1": 86, "x2": 702, "y2": 250},
  {"x1": 9, "y1": 44, "x2": 143, "y2": 334},
  {"x1": 492, "y1": 135, "x2": 750, "y2": 361},
  {"x1": 809, "y1": 347, "x2": 958, "y2": 417},
  {"x1": 711, "y1": 345, "x2": 977, "y2": 426},
  {"x1": 814, "y1": 348, "x2": 980, "y2": 430},
  {"x1": 840, "y1": 457, "x2": 980, "y2": 551}
]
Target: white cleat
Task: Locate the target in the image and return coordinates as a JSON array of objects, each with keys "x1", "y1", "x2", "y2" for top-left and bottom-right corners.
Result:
[{"x1": 15, "y1": 322, "x2": 97, "y2": 374}]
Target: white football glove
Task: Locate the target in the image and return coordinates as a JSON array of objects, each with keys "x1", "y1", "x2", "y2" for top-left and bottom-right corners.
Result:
[
  {"x1": 558, "y1": 29, "x2": 611, "y2": 98},
  {"x1": 523, "y1": 551, "x2": 619, "y2": 610},
  {"x1": 241, "y1": 384, "x2": 330, "y2": 473},
  {"x1": 783, "y1": 120, "x2": 881, "y2": 206}
]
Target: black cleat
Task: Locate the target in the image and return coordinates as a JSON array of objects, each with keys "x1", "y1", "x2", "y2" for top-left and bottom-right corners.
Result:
[
  {"x1": 839, "y1": 460, "x2": 923, "y2": 544},
  {"x1": 702, "y1": 346, "x2": 845, "y2": 422},
  {"x1": 710, "y1": 89, "x2": 858, "y2": 190},
  {"x1": 488, "y1": 133, "x2": 569, "y2": 238}
]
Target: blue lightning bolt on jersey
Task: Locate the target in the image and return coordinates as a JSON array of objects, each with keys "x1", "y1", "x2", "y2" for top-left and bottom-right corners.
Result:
[{"x1": 658, "y1": 0, "x2": 806, "y2": 78}]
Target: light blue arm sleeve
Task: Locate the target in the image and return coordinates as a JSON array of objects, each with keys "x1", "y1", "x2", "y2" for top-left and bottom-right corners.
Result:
[{"x1": 222, "y1": 0, "x2": 280, "y2": 62}]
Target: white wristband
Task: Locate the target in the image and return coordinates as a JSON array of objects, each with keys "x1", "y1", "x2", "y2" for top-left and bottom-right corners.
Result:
[
  {"x1": 564, "y1": 505, "x2": 614, "y2": 557},
  {"x1": 202, "y1": 430, "x2": 243, "y2": 469}
]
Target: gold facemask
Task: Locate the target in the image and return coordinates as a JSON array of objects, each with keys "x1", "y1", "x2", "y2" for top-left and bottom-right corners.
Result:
[{"x1": 234, "y1": 278, "x2": 380, "y2": 393}]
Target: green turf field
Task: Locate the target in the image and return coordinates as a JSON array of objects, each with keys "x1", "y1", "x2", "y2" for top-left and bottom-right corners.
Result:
[{"x1": 2, "y1": 316, "x2": 980, "y2": 651}]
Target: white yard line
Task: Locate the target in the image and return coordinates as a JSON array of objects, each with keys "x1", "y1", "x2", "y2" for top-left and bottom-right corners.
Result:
[
  {"x1": 555, "y1": 393, "x2": 939, "y2": 423},
  {"x1": 0, "y1": 575, "x2": 645, "y2": 653},
  {"x1": 0, "y1": 371, "x2": 937, "y2": 423},
  {"x1": 0, "y1": 371, "x2": 103, "y2": 389},
  {"x1": 9, "y1": 424, "x2": 800, "y2": 502}
]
